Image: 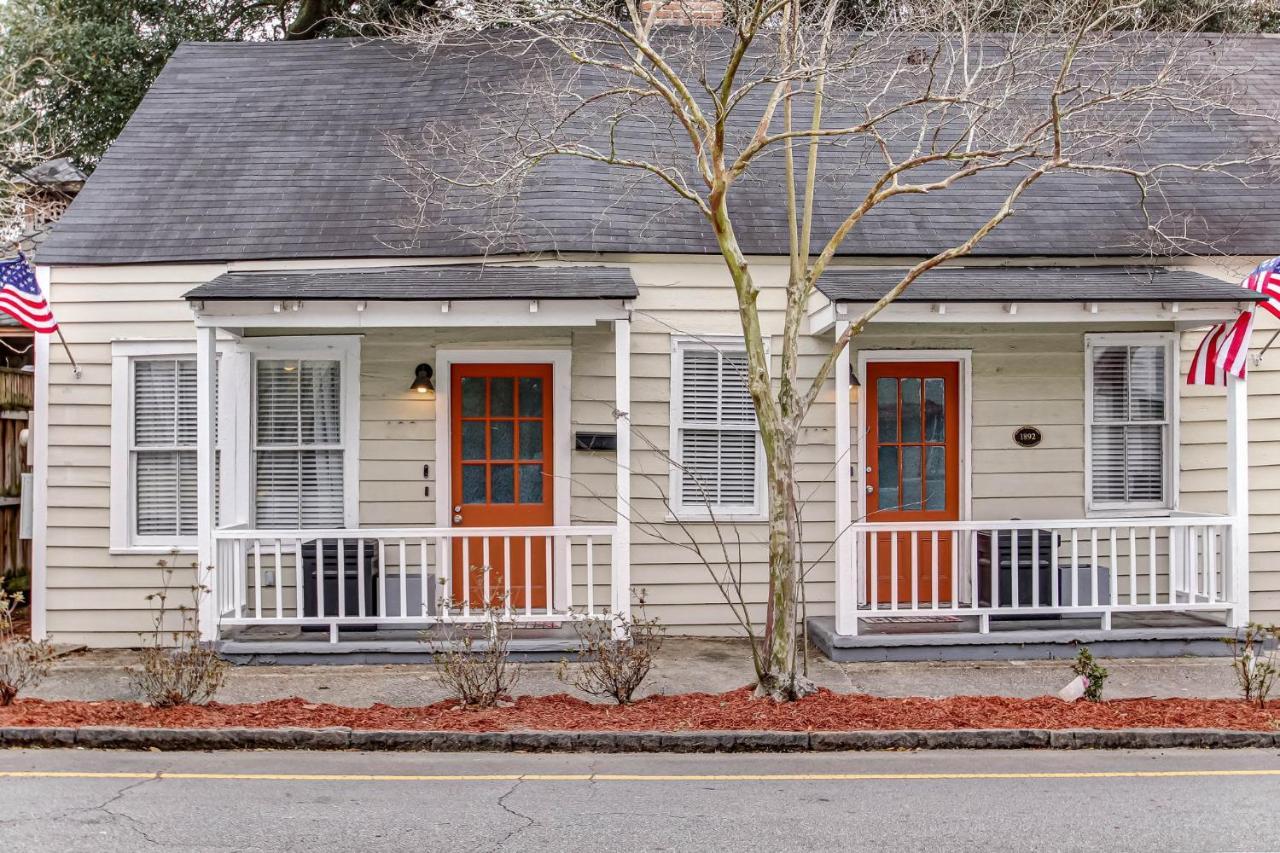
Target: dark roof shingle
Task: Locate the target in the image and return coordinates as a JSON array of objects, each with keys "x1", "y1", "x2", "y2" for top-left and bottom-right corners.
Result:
[
  {"x1": 184, "y1": 265, "x2": 638, "y2": 300},
  {"x1": 815, "y1": 266, "x2": 1262, "y2": 302},
  {"x1": 36, "y1": 37, "x2": 1280, "y2": 265}
]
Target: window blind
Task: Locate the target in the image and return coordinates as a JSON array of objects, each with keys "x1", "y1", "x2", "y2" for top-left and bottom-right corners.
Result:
[
  {"x1": 674, "y1": 342, "x2": 760, "y2": 513},
  {"x1": 132, "y1": 358, "x2": 198, "y2": 538},
  {"x1": 254, "y1": 359, "x2": 344, "y2": 529},
  {"x1": 1089, "y1": 342, "x2": 1169, "y2": 506}
]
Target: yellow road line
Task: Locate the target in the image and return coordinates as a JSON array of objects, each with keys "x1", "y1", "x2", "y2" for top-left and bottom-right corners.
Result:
[{"x1": 1, "y1": 769, "x2": 1279, "y2": 783}]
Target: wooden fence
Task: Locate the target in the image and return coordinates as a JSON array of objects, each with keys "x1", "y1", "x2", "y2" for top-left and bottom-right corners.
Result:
[{"x1": 0, "y1": 368, "x2": 32, "y2": 579}]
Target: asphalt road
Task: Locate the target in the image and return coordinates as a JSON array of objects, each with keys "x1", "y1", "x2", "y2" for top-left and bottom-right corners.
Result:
[{"x1": 1, "y1": 748, "x2": 1278, "y2": 852}]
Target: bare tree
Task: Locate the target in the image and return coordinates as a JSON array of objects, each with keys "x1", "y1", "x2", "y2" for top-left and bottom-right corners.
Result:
[{"x1": 377, "y1": 0, "x2": 1280, "y2": 699}]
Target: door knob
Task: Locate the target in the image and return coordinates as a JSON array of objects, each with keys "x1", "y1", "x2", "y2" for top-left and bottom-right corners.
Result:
[
  {"x1": 866, "y1": 484, "x2": 874, "y2": 494},
  {"x1": 453, "y1": 513, "x2": 463, "y2": 523}
]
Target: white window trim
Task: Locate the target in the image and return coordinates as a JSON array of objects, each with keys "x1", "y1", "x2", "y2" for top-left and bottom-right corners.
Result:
[
  {"x1": 238, "y1": 335, "x2": 362, "y2": 530},
  {"x1": 668, "y1": 335, "x2": 768, "y2": 522},
  {"x1": 109, "y1": 340, "x2": 240, "y2": 554},
  {"x1": 1084, "y1": 332, "x2": 1179, "y2": 516}
]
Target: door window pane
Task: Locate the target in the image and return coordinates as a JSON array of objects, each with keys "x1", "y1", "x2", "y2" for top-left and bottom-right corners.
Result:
[
  {"x1": 461, "y1": 421, "x2": 486, "y2": 460},
  {"x1": 901, "y1": 445, "x2": 922, "y2": 511},
  {"x1": 490, "y1": 464, "x2": 515, "y2": 503},
  {"x1": 461, "y1": 376, "x2": 485, "y2": 417},
  {"x1": 876, "y1": 379, "x2": 898, "y2": 443},
  {"x1": 518, "y1": 421, "x2": 543, "y2": 460},
  {"x1": 876, "y1": 445, "x2": 899, "y2": 512},
  {"x1": 518, "y1": 377, "x2": 544, "y2": 417},
  {"x1": 925, "y1": 446, "x2": 946, "y2": 510},
  {"x1": 490, "y1": 378, "x2": 514, "y2": 416},
  {"x1": 924, "y1": 378, "x2": 945, "y2": 442},
  {"x1": 519, "y1": 464, "x2": 544, "y2": 503},
  {"x1": 900, "y1": 378, "x2": 922, "y2": 443},
  {"x1": 490, "y1": 421, "x2": 514, "y2": 459},
  {"x1": 462, "y1": 465, "x2": 486, "y2": 503}
]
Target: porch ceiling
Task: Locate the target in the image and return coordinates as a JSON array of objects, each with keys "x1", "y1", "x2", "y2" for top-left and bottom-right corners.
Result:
[
  {"x1": 184, "y1": 265, "x2": 638, "y2": 302},
  {"x1": 815, "y1": 266, "x2": 1263, "y2": 304}
]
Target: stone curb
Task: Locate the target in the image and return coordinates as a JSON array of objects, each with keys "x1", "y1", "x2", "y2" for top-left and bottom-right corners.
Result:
[{"x1": 2, "y1": 726, "x2": 1277, "y2": 752}]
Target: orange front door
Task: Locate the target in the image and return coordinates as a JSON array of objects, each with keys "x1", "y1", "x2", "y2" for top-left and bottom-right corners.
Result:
[
  {"x1": 451, "y1": 363, "x2": 554, "y2": 610},
  {"x1": 865, "y1": 361, "x2": 961, "y2": 605}
]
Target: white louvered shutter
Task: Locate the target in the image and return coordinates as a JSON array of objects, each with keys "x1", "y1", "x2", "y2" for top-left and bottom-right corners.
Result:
[
  {"x1": 675, "y1": 342, "x2": 760, "y2": 514},
  {"x1": 1089, "y1": 342, "x2": 1169, "y2": 507},
  {"x1": 133, "y1": 359, "x2": 198, "y2": 538},
  {"x1": 254, "y1": 359, "x2": 344, "y2": 529}
]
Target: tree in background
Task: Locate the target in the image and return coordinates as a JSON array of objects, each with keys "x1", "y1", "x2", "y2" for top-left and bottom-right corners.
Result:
[{"x1": 0, "y1": 0, "x2": 440, "y2": 173}]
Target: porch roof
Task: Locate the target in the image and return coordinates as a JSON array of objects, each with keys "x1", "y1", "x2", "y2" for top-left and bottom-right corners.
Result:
[
  {"x1": 184, "y1": 265, "x2": 638, "y2": 302},
  {"x1": 815, "y1": 266, "x2": 1263, "y2": 304}
]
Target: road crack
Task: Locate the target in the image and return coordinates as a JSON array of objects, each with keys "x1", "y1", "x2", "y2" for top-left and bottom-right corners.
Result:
[{"x1": 491, "y1": 777, "x2": 537, "y2": 850}]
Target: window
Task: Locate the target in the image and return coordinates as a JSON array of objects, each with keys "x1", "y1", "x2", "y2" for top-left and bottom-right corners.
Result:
[
  {"x1": 253, "y1": 357, "x2": 346, "y2": 528},
  {"x1": 1086, "y1": 334, "x2": 1175, "y2": 511},
  {"x1": 131, "y1": 358, "x2": 198, "y2": 540},
  {"x1": 111, "y1": 343, "x2": 223, "y2": 551},
  {"x1": 670, "y1": 337, "x2": 764, "y2": 518}
]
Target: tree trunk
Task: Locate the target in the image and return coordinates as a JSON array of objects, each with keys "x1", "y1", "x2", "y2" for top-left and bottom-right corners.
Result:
[{"x1": 754, "y1": 434, "x2": 817, "y2": 701}]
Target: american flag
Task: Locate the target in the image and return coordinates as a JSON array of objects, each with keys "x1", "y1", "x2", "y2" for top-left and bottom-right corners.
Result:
[
  {"x1": 0, "y1": 253, "x2": 57, "y2": 334},
  {"x1": 1188, "y1": 309, "x2": 1254, "y2": 386},
  {"x1": 1242, "y1": 256, "x2": 1280, "y2": 320}
]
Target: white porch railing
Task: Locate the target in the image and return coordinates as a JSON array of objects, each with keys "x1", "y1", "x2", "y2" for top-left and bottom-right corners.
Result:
[
  {"x1": 212, "y1": 525, "x2": 620, "y2": 641},
  {"x1": 843, "y1": 515, "x2": 1238, "y2": 634}
]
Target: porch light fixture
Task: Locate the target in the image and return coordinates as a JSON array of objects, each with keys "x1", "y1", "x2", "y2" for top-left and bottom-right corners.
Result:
[
  {"x1": 410, "y1": 363, "x2": 436, "y2": 398},
  {"x1": 849, "y1": 366, "x2": 860, "y2": 403}
]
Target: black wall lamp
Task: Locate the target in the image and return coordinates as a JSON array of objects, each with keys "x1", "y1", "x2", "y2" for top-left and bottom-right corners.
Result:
[{"x1": 410, "y1": 363, "x2": 436, "y2": 399}]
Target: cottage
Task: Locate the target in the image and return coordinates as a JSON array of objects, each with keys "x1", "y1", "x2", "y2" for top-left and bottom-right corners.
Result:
[{"x1": 29, "y1": 36, "x2": 1280, "y2": 660}]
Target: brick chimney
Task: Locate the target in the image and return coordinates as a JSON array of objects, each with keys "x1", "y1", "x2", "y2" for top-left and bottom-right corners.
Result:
[{"x1": 640, "y1": 0, "x2": 725, "y2": 25}]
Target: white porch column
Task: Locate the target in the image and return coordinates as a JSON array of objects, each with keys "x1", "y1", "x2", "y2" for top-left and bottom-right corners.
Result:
[
  {"x1": 612, "y1": 315, "x2": 632, "y2": 633},
  {"x1": 834, "y1": 320, "x2": 856, "y2": 636},
  {"x1": 1227, "y1": 372, "x2": 1250, "y2": 628},
  {"x1": 196, "y1": 326, "x2": 219, "y2": 643}
]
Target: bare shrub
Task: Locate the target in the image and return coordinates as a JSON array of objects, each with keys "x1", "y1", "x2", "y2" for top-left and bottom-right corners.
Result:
[
  {"x1": 1225, "y1": 623, "x2": 1280, "y2": 707},
  {"x1": 560, "y1": 593, "x2": 665, "y2": 705},
  {"x1": 0, "y1": 590, "x2": 54, "y2": 706},
  {"x1": 428, "y1": 578, "x2": 521, "y2": 707},
  {"x1": 130, "y1": 561, "x2": 227, "y2": 708}
]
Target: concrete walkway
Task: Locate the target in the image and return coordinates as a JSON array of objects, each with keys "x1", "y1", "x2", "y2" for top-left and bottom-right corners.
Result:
[{"x1": 27, "y1": 638, "x2": 1242, "y2": 706}]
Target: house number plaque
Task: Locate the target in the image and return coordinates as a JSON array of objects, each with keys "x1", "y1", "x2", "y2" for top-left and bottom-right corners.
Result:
[{"x1": 1014, "y1": 426, "x2": 1043, "y2": 448}]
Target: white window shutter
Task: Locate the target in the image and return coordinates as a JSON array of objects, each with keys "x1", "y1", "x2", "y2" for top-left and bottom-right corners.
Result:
[
  {"x1": 1089, "y1": 342, "x2": 1169, "y2": 506},
  {"x1": 254, "y1": 359, "x2": 345, "y2": 528},
  {"x1": 675, "y1": 341, "x2": 760, "y2": 514}
]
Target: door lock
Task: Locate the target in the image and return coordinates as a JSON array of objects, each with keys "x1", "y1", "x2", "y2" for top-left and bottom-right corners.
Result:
[{"x1": 452, "y1": 505, "x2": 463, "y2": 524}]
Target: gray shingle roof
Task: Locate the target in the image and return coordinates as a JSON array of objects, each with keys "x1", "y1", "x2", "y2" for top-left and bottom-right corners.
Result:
[
  {"x1": 184, "y1": 265, "x2": 637, "y2": 301},
  {"x1": 36, "y1": 36, "x2": 1280, "y2": 266},
  {"x1": 815, "y1": 266, "x2": 1263, "y2": 303}
]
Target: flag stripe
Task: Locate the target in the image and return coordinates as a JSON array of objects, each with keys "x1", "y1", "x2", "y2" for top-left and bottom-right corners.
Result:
[{"x1": 0, "y1": 253, "x2": 58, "y2": 335}]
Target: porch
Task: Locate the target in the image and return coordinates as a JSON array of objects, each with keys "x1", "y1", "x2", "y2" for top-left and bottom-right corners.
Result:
[
  {"x1": 813, "y1": 266, "x2": 1258, "y2": 656},
  {"x1": 183, "y1": 265, "x2": 636, "y2": 647}
]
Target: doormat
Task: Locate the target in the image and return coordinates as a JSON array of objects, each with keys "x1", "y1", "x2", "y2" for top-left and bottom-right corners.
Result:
[{"x1": 861, "y1": 615, "x2": 964, "y2": 624}]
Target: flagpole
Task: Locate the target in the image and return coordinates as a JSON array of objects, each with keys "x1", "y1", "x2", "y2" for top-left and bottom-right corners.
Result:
[
  {"x1": 54, "y1": 327, "x2": 81, "y2": 378},
  {"x1": 1255, "y1": 327, "x2": 1280, "y2": 367}
]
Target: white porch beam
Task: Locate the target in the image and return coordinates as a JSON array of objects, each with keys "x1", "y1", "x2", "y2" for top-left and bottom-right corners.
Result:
[
  {"x1": 833, "y1": 319, "x2": 856, "y2": 636},
  {"x1": 1227, "y1": 373, "x2": 1250, "y2": 627},
  {"x1": 30, "y1": 265, "x2": 51, "y2": 642},
  {"x1": 196, "y1": 326, "x2": 219, "y2": 643},
  {"x1": 612, "y1": 315, "x2": 632, "y2": 635},
  {"x1": 192, "y1": 299, "x2": 629, "y2": 329}
]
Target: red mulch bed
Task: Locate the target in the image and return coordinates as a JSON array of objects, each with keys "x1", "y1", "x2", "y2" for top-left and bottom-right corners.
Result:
[{"x1": 2, "y1": 689, "x2": 1277, "y2": 732}]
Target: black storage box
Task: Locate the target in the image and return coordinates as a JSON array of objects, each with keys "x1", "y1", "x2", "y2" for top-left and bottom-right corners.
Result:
[
  {"x1": 301, "y1": 539, "x2": 379, "y2": 619},
  {"x1": 976, "y1": 529, "x2": 1057, "y2": 608}
]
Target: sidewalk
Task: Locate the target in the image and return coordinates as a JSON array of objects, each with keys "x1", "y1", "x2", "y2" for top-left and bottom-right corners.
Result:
[{"x1": 28, "y1": 638, "x2": 1240, "y2": 706}]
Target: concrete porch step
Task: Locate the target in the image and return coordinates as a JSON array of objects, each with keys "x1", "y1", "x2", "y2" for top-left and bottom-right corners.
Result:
[{"x1": 807, "y1": 615, "x2": 1237, "y2": 662}]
